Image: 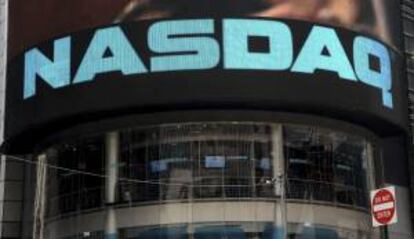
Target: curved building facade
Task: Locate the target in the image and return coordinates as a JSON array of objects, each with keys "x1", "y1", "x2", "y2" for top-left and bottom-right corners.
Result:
[
  {"x1": 2, "y1": 0, "x2": 413, "y2": 238},
  {"x1": 42, "y1": 121, "x2": 378, "y2": 238}
]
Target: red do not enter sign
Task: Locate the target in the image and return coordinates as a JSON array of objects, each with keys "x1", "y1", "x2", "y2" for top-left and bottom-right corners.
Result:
[{"x1": 371, "y1": 186, "x2": 398, "y2": 227}]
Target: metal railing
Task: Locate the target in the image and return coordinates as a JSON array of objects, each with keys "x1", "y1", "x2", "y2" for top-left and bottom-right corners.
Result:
[{"x1": 46, "y1": 177, "x2": 368, "y2": 218}]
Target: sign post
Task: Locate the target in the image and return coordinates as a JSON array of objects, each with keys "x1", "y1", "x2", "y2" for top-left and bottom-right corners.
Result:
[
  {"x1": 370, "y1": 186, "x2": 398, "y2": 229},
  {"x1": 383, "y1": 226, "x2": 389, "y2": 239}
]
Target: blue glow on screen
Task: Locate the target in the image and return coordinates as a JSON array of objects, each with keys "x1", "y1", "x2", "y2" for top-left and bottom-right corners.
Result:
[
  {"x1": 353, "y1": 36, "x2": 392, "y2": 108},
  {"x1": 24, "y1": 37, "x2": 71, "y2": 99},
  {"x1": 260, "y1": 158, "x2": 271, "y2": 170},
  {"x1": 223, "y1": 19, "x2": 293, "y2": 70},
  {"x1": 73, "y1": 26, "x2": 147, "y2": 84},
  {"x1": 22, "y1": 18, "x2": 394, "y2": 109},
  {"x1": 148, "y1": 19, "x2": 220, "y2": 72},
  {"x1": 205, "y1": 156, "x2": 225, "y2": 168},
  {"x1": 150, "y1": 158, "x2": 188, "y2": 173},
  {"x1": 291, "y1": 26, "x2": 357, "y2": 81}
]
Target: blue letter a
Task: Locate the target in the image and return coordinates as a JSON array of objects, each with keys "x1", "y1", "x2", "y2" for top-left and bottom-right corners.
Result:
[
  {"x1": 292, "y1": 26, "x2": 356, "y2": 81},
  {"x1": 74, "y1": 26, "x2": 147, "y2": 84}
]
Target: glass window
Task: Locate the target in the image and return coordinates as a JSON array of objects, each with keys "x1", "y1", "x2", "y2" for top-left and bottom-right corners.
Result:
[
  {"x1": 407, "y1": 54, "x2": 414, "y2": 70},
  {"x1": 44, "y1": 123, "x2": 374, "y2": 219},
  {"x1": 119, "y1": 123, "x2": 275, "y2": 202},
  {"x1": 46, "y1": 136, "x2": 105, "y2": 218},
  {"x1": 403, "y1": 18, "x2": 414, "y2": 35},
  {"x1": 283, "y1": 125, "x2": 372, "y2": 208},
  {"x1": 405, "y1": 35, "x2": 414, "y2": 53},
  {"x1": 121, "y1": 222, "x2": 371, "y2": 239},
  {"x1": 408, "y1": 70, "x2": 414, "y2": 90},
  {"x1": 40, "y1": 122, "x2": 376, "y2": 239}
]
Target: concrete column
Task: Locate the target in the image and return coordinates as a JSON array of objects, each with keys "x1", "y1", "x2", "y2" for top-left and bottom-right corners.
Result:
[
  {"x1": 105, "y1": 132, "x2": 119, "y2": 239},
  {"x1": 0, "y1": 0, "x2": 10, "y2": 235},
  {"x1": 271, "y1": 124, "x2": 287, "y2": 239},
  {"x1": 33, "y1": 154, "x2": 47, "y2": 239},
  {"x1": 388, "y1": 186, "x2": 414, "y2": 239},
  {"x1": 0, "y1": 156, "x2": 5, "y2": 236}
]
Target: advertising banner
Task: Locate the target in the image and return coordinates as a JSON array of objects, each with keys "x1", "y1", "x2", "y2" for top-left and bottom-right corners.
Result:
[{"x1": 4, "y1": 0, "x2": 407, "y2": 152}]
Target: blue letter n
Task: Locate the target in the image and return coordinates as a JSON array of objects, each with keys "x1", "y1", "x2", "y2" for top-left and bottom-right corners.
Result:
[{"x1": 24, "y1": 37, "x2": 71, "y2": 99}]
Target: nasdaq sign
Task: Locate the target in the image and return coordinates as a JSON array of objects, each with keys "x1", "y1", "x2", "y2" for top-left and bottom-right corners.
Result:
[
  {"x1": 23, "y1": 19, "x2": 392, "y2": 107},
  {"x1": 5, "y1": 18, "x2": 406, "y2": 153}
]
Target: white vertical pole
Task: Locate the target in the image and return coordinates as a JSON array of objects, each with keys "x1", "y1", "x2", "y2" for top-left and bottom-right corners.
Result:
[
  {"x1": 271, "y1": 124, "x2": 287, "y2": 239},
  {"x1": 366, "y1": 142, "x2": 376, "y2": 191},
  {"x1": 33, "y1": 154, "x2": 47, "y2": 239},
  {"x1": 0, "y1": 0, "x2": 9, "y2": 234},
  {"x1": 105, "y1": 132, "x2": 119, "y2": 239}
]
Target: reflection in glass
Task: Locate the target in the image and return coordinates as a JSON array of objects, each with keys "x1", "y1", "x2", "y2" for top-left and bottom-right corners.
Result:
[
  {"x1": 41, "y1": 122, "x2": 377, "y2": 239},
  {"x1": 119, "y1": 123, "x2": 275, "y2": 203},
  {"x1": 284, "y1": 125, "x2": 371, "y2": 208},
  {"x1": 46, "y1": 137, "x2": 105, "y2": 218},
  {"x1": 120, "y1": 222, "x2": 371, "y2": 239}
]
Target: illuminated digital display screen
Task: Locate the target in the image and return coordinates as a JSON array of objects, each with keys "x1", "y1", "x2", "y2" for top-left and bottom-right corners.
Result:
[
  {"x1": 22, "y1": 19, "x2": 392, "y2": 108},
  {"x1": 4, "y1": 0, "x2": 407, "y2": 153}
]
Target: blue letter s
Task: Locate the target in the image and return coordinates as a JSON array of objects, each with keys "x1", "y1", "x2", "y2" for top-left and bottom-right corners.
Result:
[{"x1": 148, "y1": 19, "x2": 220, "y2": 72}]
